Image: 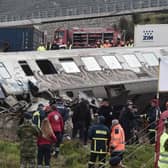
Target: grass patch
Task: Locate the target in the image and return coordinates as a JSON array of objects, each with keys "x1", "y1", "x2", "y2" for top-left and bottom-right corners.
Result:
[
  {"x1": 0, "y1": 141, "x2": 20, "y2": 168},
  {"x1": 0, "y1": 140, "x2": 154, "y2": 168}
]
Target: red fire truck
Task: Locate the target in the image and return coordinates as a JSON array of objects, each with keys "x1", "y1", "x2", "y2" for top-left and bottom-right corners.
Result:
[{"x1": 54, "y1": 27, "x2": 121, "y2": 48}]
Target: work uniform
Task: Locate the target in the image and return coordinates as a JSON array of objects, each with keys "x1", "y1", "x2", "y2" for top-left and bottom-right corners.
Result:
[
  {"x1": 48, "y1": 110, "x2": 64, "y2": 157},
  {"x1": 17, "y1": 114, "x2": 40, "y2": 168},
  {"x1": 37, "y1": 45, "x2": 46, "y2": 51},
  {"x1": 158, "y1": 132, "x2": 168, "y2": 168},
  {"x1": 32, "y1": 111, "x2": 41, "y2": 128},
  {"x1": 56, "y1": 102, "x2": 69, "y2": 122},
  {"x1": 33, "y1": 110, "x2": 45, "y2": 128},
  {"x1": 88, "y1": 118, "x2": 110, "y2": 168},
  {"x1": 109, "y1": 123, "x2": 125, "y2": 164}
]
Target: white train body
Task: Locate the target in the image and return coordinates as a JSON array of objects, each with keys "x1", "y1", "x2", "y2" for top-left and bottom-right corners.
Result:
[{"x1": 0, "y1": 46, "x2": 166, "y2": 105}]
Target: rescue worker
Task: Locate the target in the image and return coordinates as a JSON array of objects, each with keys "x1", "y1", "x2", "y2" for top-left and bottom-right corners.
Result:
[
  {"x1": 37, "y1": 42, "x2": 46, "y2": 51},
  {"x1": 158, "y1": 118, "x2": 168, "y2": 168},
  {"x1": 109, "y1": 119, "x2": 125, "y2": 168},
  {"x1": 55, "y1": 97, "x2": 69, "y2": 122},
  {"x1": 17, "y1": 112, "x2": 40, "y2": 168},
  {"x1": 98, "y1": 98, "x2": 115, "y2": 129},
  {"x1": 32, "y1": 103, "x2": 46, "y2": 128},
  {"x1": 48, "y1": 104, "x2": 64, "y2": 158},
  {"x1": 147, "y1": 99, "x2": 161, "y2": 144},
  {"x1": 72, "y1": 99, "x2": 91, "y2": 145},
  {"x1": 155, "y1": 101, "x2": 168, "y2": 167},
  {"x1": 88, "y1": 116, "x2": 110, "y2": 168},
  {"x1": 119, "y1": 100, "x2": 136, "y2": 144}
]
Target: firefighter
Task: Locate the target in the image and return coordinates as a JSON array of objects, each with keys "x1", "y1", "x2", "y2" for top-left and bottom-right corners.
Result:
[
  {"x1": 88, "y1": 116, "x2": 110, "y2": 168},
  {"x1": 109, "y1": 119, "x2": 125, "y2": 168},
  {"x1": 32, "y1": 103, "x2": 46, "y2": 128},
  {"x1": 158, "y1": 118, "x2": 168, "y2": 168}
]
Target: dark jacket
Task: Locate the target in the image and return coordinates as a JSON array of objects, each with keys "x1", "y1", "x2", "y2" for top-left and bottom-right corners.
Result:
[
  {"x1": 88, "y1": 123, "x2": 110, "y2": 153},
  {"x1": 98, "y1": 105, "x2": 114, "y2": 129},
  {"x1": 56, "y1": 103, "x2": 69, "y2": 122},
  {"x1": 72, "y1": 101, "x2": 91, "y2": 128},
  {"x1": 147, "y1": 106, "x2": 161, "y2": 129}
]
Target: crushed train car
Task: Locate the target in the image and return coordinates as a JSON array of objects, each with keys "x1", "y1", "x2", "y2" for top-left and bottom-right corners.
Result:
[{"x1": 0, "y1": 46, "x2": 167, "y2": 112}]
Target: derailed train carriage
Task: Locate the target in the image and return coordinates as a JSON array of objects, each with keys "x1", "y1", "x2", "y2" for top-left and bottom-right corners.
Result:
[{"x1": 0, "y1": 46, "x2": 167, "y2": 112}]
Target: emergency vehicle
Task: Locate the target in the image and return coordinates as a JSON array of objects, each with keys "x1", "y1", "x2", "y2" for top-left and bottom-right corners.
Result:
[{"x1": 54, "y1": 27, "x2": 121, "y2": 48}]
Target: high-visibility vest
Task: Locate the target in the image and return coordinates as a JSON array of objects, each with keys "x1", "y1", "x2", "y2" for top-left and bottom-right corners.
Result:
[
  {"x1": 158, "y1": 132, "x2": 168, "y2": 168},
  {"x1": 110, "y1": 124, "x2": 125, "y2": 152},
  {"x1": 37, "y1": 46, "x2": 46, "y2": 51},
  {"x1": 32, "y1": 111, "x2": 40, "y2": 128}
]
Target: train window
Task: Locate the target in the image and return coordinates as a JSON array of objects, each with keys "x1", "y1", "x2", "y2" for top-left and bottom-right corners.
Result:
[
  {"x1": 0, "y1": 62, "x2": 11, "y2": 79},
  {"x1": 36, "y1": 59, "x2": 57, "y2": 75},
  {"x1": 142, "y1": 53, "x2": 158, "y2": 66},
  {"x1": 18, "y1": 61, "x2": 34, "y2": 76},
  {"x1": 59, "y1": 58, "x2": 80, "y2": 73},
  {"x1": 123, "y1": 54, "x2": 142, "y2": 68},
  {"x1": 81, "y1": 57, "x2": 101, "y2": 71},
  {"x1": 103, "y1": 56, "x2": 122, "y2": 69}
]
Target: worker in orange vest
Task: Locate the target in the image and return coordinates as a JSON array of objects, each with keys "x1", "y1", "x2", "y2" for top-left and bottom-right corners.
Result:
[{"x1": 109, "y1": 119, "x2": 126, "y2": 168}]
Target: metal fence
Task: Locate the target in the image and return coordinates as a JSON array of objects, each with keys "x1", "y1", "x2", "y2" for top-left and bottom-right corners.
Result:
[{"x1": 0, "y1": 0, "x2": 168, "y2": 22}]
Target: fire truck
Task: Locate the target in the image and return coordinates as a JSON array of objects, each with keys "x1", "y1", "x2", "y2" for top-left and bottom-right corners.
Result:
[{"x1": 54, "y1": 27, "x2": 121, "y2": 48}]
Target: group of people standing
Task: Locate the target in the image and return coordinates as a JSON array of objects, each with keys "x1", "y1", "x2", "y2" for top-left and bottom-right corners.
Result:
[
  {"x1": 71, "y1": 98, "x2": 126, "y2": 168},
  {"x1": 17, "y1": 95, "x2": 167, "y2": 168},
  {"x1": 17, "y1": 98, "x2": 68, "y2": 168}
]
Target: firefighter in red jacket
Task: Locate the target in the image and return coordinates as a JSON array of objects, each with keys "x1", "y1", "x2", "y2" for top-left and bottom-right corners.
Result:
[
  {"x1": 48, "y1": 104, "x2": 64, "y2": 157},
  {"x1": 109, "y1": 119, "x2": 125, "y2": 168}
]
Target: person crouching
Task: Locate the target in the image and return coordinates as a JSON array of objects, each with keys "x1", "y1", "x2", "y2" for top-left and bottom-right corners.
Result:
[{"x1": 37, "y1": 117, "x2": 57, "y2": 168}]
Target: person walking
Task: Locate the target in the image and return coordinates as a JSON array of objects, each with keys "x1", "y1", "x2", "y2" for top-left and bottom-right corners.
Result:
[
  {"x1": 17, "y1": 112, "x2": 40, "y2": 168},
  {"x1": 109, "y1": 119, "x2": 125, "y2": 168},
  {"x1": 37, "y1": 117, "x2": 57, "y2": 168},
  {"x1": 88, "y1": 116, "x2": 110, "y2": 168}
]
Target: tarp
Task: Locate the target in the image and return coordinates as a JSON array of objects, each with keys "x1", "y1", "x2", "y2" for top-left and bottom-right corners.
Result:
[{"x1": 158, "y1": 57, "x2": 168, "y2": 92}]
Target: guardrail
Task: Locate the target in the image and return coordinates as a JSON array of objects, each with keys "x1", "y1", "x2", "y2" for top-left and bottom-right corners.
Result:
[{"x1": 0, "y1": 0, "x2": 168, "y2": 22}]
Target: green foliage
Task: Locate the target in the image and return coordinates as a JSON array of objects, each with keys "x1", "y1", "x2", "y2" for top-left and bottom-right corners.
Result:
[
  {"x1": 118, "y1": 16, "x2": 134, "y2": 41},
  {"x1": 53, "y1": 140, "x2": 89, "y2": 168},
  {"x1": 124, "y1": 145, "x2": 154, "y2": 168},
  {"x1": 0, "y1": 140, "x2": 154, "y2": 168},
  {"x1": 132, "y1": 12, "x2": 168, "y2": 24},
  {"x1": 0, "y1": 141, "x2": 20, "y2": 168}
]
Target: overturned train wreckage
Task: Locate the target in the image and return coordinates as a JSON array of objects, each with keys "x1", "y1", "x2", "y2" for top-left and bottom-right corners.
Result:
[{"x1": 0, "y1": 46, "x2": 167, "y2": 114}]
